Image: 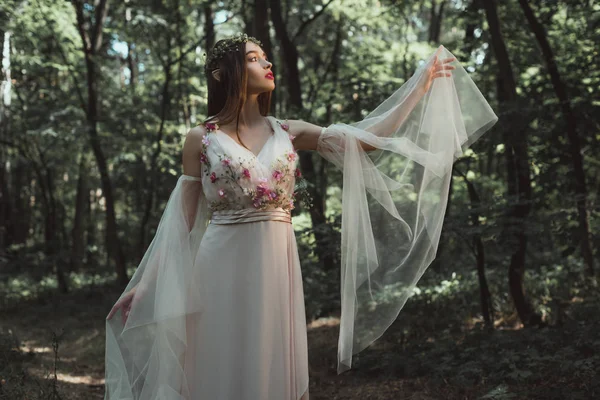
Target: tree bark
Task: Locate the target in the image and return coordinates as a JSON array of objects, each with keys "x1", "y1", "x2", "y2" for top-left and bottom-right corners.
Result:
[
  {"x1": 138, "y1": 57, "x2": 172, "y2": 258},
  {"x1": 428, "y1": 0, "x2": 447, "y2": 43},
  {"x1": 254, "y1": 0, "x2": 275, "y2": 114},
  {"x1": 517, "y1": 0, "x2": 594, "y2": 277},
  {"x1": 73, "y1": 0, "x2": 128, "y2": 286},
  {"x1": 269, "y1": 0, "x2": 333, "y2": 268},
  {"x1": 457, "y1": 167, "x2": 494, "y2": 330},
  {"x1": 70, "y1": 152, "x2": 90, "y2": 272},
  {"x1": 481, "y1": 0, "x2": 541, "y2": 327}
]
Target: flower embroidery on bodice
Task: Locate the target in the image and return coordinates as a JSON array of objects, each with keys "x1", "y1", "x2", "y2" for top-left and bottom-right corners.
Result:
[{"x1": 199, "y1": 116, "x2": 301, "y2": 212}]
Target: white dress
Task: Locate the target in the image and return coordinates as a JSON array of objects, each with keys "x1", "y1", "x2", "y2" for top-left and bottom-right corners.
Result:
[
  {"x1": 104, "y1": 45, "x2": 498, "y2": 399},
  {"x1": 181, "y1": 116, "x2": 309, "y2": 399}
]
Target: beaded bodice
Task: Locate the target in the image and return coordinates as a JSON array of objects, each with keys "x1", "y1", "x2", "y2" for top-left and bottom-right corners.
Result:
[{"x1": 199, "y1": 116, "x2": 300, "y2": 212}]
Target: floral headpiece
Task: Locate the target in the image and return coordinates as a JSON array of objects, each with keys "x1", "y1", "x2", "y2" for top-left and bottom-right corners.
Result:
[{"x1": 203, "y1": 33, "x2": 263, "y2": 73}]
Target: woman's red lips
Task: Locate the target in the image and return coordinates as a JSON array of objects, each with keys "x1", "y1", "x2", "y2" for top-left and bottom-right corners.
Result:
[{"x1": 265, "y1": 72, "x2": 274, "y2": 80}]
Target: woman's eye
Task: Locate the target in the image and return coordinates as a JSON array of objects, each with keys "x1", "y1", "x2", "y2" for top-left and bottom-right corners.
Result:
[{"x1": 249, "y1": 56, "x2": 268, "y2": 62}]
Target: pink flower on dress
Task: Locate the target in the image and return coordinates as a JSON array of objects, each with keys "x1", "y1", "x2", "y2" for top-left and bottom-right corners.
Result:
[
  {"x1": 221, "y1": 158, "x2": 231, "y2": 167},
  {"x1": 205, "y1": 122, "x2": 218, "y2": 132},
  {"x1": 288, "y1": 133, "x2": 296, "y2": 142},
  {"x1": 210, "y1": 172, "x2": 218, "y2": 183},
  {"x1": 202, "y1": 136, "x2": 211, "y2": 146},
  {"x1": 272, "y1": 170, "x2": 284, "y2": 181},
  {"x1": 258, "y1": 177, "x2": 268, "y2": 184},
  {"x1": 287, "y1": 151, "x2": 297, "y2": 162},
  {"x1": 200, "y1": 153, "x2": 208, "y2": 164},
  {"x1": 294, "y1": 168, "x2": 302, "y2": 178},
  {"x1": 270, "y1": 191, "x2": 278, "y2": 200},
  {"x1": 256, "y1": 184, "x2": 268, "y2": 197},
  {"x1": 281, "y1": 122, "x2": 289, "y2": 131},
  {"x1": 218, "y1": 189, "x2": 226, "y2": 198},
  {"x1": 242, "y1": 168, "x2": 251, "y2": 179}
]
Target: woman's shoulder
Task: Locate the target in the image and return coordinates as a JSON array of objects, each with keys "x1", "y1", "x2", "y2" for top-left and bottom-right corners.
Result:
[
  {"x1": 270, "y1": 116, "x2": 290, "y2": 132},
  {"x1": 188, "y1": 120, "x2": 220, "y2": 137}
]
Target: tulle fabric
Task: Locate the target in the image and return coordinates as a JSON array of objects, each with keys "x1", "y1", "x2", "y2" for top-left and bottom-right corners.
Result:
[
  {"x1": 104, "y1": 175, "x2": 209, "y2": 399},
  {"x1": 104, "y1": 133, "x2": 310, "y2": 398},
  {"x1": 316, "y1": 45, "x2": 498, "y2": 374}
]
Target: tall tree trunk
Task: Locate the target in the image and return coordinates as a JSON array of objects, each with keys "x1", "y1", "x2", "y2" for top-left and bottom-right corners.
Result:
[
  {"x1": 203, "y1": 4, "x2": 215, "y2": 51},
  {"x1": 464, "y1": 0, "x2": 482, "y2": 56},
  {"x1": 428, "y1": 0, "x2": 447, "y2": 43},
  {"x1": 41, "y1": 166, "x2": 68, "y2": 293},
  {"x1": 0, "y1": 147, "x2": 9, "y2": 251},
  {"x1": 138, "y1": 59, "x2": 172, "y2": 258},
  {"x1": 517, "y1": 0, "x2": 594, "y2": 276},
  {"x1": 12, "y1": 160, "x2": 30, "y2": 244},
  {"x1": 254, "y1": 0, "x2": 275, "y2": 114},
  {"x1": 481, "y1": 0, "x2": 541, "y2": 327},
  {"x1": 124, "y1": 0, "x2": 136, "y2": 92},
  {"x1": 73, "y1": 0, "x2": 128, "y2": 286},
  {"x1": 70, "y1": 152, "x2": 90, "y2": 272},
  {"x1": 269, "y1": 0, "x2": 334, "y2": 268},
  {"x1": 457, "y1": 168, "x2": 494, "y2": 330},
  {"x1": 86, "y1": 185, "x2": 97, "y2": 267}
]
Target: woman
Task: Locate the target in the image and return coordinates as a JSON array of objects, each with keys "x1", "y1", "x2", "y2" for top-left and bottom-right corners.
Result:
[{"x1": 104, "y1": 33, "x2": 497, "y2": 399}]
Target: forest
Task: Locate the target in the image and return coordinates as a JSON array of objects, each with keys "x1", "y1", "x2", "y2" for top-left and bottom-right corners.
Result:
[{"x1": 0, "y1": 0, "x2": 598, "y2": 399}]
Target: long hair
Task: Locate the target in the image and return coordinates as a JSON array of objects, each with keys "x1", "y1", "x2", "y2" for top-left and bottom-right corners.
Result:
[{"x1": 203, "y1": 38, "x2": 272, "y2": 133}]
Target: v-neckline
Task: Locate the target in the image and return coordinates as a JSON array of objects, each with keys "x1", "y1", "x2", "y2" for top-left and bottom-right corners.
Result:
[{"x1": 216, "y1": 117, "x2": 276, "y2": 159}]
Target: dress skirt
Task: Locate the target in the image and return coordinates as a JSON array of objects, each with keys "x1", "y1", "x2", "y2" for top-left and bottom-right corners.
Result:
[{"x1": 182, "y1": 219, "x2": 309, "y2": 399}]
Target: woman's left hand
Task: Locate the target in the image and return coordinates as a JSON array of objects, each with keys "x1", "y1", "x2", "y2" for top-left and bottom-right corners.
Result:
[{"x1": 419, "y1": 55, "x2": 456, "y2": 94}]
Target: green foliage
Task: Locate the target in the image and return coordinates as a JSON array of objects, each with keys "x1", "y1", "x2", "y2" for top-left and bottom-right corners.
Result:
[{"x1": 0, "y1": 0, "x2": 599, "y2": 397}]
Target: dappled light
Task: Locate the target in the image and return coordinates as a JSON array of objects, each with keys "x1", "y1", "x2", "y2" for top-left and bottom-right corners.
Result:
[{"x1": 1, "y1": 0, "x2": 599, "y2": 398}]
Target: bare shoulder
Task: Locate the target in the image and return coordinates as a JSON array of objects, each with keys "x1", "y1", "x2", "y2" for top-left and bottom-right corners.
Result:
[
  {"x1": 182, "y1": 125, "x2": 207, "y2": 177},
  {"x1": 186, "y1": 125, "x2": 207, "y2": 143},
  {"x1": 282, "y1": 119, "x2": 323, "y2": 151}
]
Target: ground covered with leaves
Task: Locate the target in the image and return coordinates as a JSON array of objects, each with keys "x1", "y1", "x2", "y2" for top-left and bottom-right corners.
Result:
[{"x1": 1, "y1": 268, "x2": 598, "y2": 400}]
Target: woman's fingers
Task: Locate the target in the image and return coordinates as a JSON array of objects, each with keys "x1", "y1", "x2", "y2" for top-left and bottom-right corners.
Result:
[
  {"x1": 107, "y1": 298, "x2": 124, "y2": 320},
  {"x1": 122, "y1": 304, "x2": 130, "y2": 325},
  {"x1": 433, "y1": 71, "x2": 452, "y2": 78},
  {"x1": 106, "y1": 291, "x2": 135, "y2": 321}
]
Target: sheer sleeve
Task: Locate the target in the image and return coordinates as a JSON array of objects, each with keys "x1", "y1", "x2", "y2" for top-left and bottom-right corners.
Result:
[
  {"x1": 104, "y1": 174, "x2": 210, "y2": 398},
  {"x1": 316, "y1": 45, "x2": 498, "y2": 374}
]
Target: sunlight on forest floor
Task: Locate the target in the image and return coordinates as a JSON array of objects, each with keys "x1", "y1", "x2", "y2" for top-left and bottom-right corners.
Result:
[{"x1": 1, "y1": 280, "x2": 598, "y2": 399}]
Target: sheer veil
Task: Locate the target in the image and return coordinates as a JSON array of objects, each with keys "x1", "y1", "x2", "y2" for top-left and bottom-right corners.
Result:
[
  {"x1": 104, "y1": 44, "x2": 498, "y2": 396},
  {"x1": 105, "y1": 175, "x2": 209, "y2": 399},
  {"x1": 316, "y1": 45, "x2": 498, "y2": 374}
]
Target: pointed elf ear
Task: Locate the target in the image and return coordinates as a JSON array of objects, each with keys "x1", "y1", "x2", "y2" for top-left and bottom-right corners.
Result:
[{"x1": 212, "y1": 68, "x2": 221, "y2": 82}]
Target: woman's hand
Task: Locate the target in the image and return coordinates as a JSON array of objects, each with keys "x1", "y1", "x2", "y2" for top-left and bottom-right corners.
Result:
[
  {"x1": 419, "y1": 55, "x2": 456, "y2": 94},
  {"x1": 107, "y1": 286, "x2": 144, "y2": 324}
]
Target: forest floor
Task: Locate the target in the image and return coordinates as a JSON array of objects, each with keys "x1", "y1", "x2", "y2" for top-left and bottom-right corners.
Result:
[{"x1": 1, "y1": 280, "x2": 599, "y2": 400}]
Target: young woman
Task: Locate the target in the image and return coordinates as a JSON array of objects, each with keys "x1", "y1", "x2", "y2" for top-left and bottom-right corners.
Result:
[{"x1": 104, "y1": 33, "x2": 497, "y2": 399}]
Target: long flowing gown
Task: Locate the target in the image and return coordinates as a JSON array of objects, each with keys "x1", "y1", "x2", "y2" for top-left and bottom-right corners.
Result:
[{"x1": 104, "y1": 45, "x2": 498, "y2": 399}]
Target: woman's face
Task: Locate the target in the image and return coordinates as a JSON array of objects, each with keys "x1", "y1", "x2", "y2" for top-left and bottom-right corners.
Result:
[{"x1": 245, "y1": 41, "x2": 274, "y2": 94}]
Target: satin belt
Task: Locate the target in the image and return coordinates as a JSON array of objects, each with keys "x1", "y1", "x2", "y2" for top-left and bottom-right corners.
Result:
[{"x1": 210, "y1": 208, "x2": 292, "y2": 225}]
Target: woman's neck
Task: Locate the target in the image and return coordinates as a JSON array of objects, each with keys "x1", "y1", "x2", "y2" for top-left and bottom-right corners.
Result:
[{"x1": 236, "y1": 93, "x2": 264, "y2": 129}]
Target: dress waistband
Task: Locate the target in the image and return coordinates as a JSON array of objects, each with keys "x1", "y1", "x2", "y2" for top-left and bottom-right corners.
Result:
[{"x1": 210, "y1": 208, "x2": 292, "y2": 225}]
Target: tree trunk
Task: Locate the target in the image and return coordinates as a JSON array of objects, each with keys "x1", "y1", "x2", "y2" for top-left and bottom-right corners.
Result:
[
  {"x1": 517, "y1": 0, "x2": 594, "y2": 277},
  {"x1": 428, "y1": 0, "x2": 446, "y2": 43},
  {"x1": 70, "y1": 152, "x2": 90, "y2": 272},
  {"x1": 253, "y1": 0, "x2": 276, "y2": 114},
  {"x1": 481, "y1": 0, "x2": 541, "y2": 327},
  {"x1": 269, "y1": 0, "x2": 333, "y2": 268},
  {"x1": 458, "y1": 168, "x2": 494, "y2": 330},
  {"x1": 138, "y1": 60, "x2": 172, "y2": 258},
  {"x1": 73, "y1": 0, "x2": 128, "y2": 286}
]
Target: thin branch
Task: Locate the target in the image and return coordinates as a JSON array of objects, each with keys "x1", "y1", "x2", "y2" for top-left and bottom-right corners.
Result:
[{"x1": 292, "y1": 0, "x2": 335, "y2": 41}]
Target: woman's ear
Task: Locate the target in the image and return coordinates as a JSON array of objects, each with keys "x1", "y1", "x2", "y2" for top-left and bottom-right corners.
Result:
[{"x1": 212, "y1": 68, "x2": 221, "y2": 82}]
